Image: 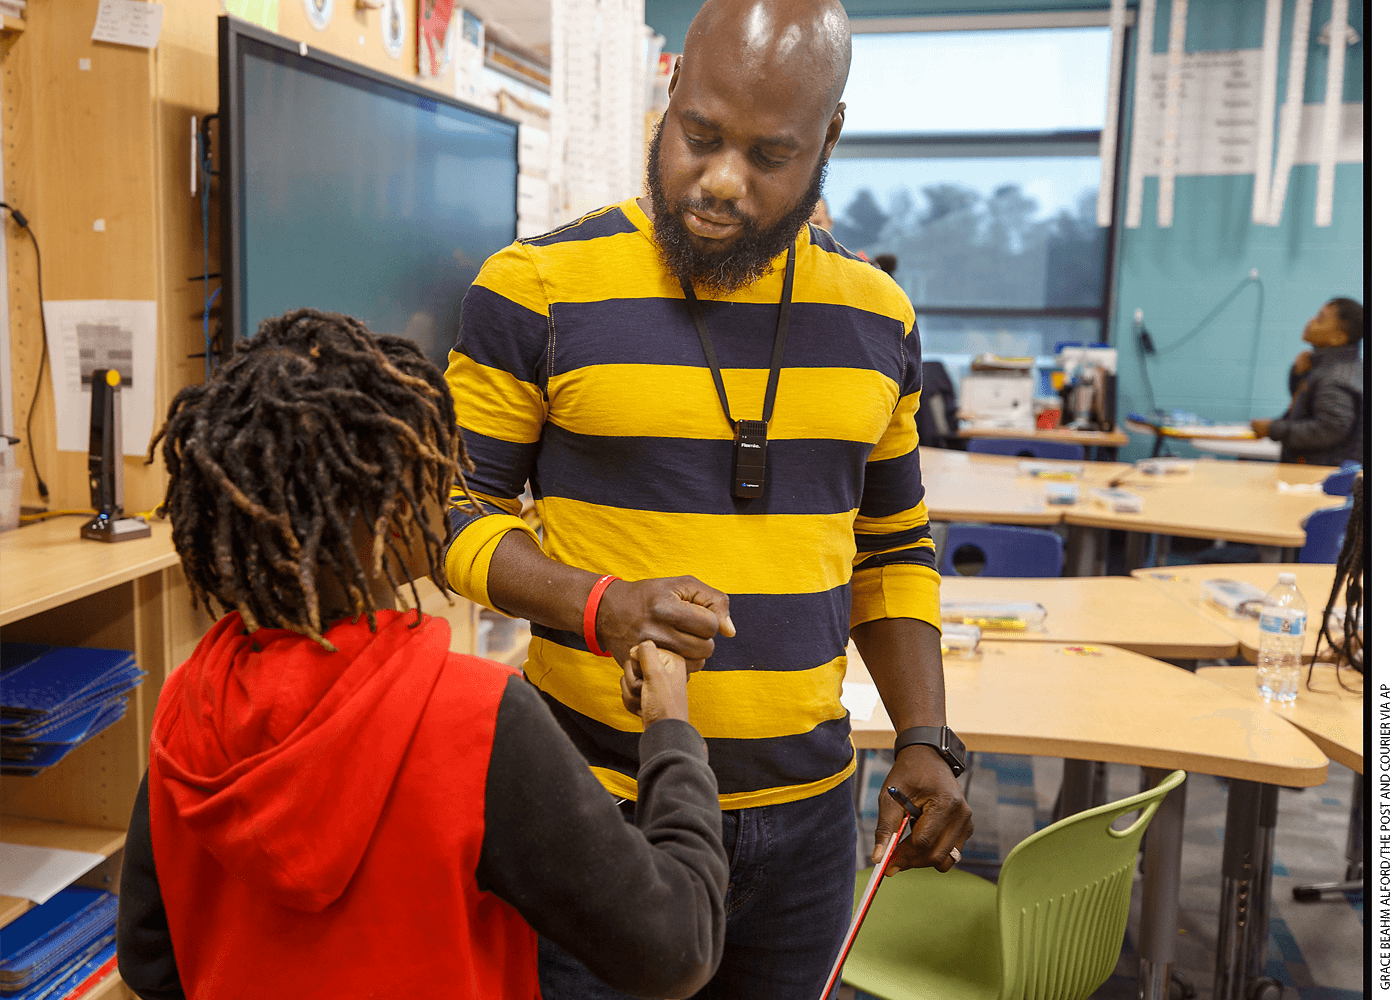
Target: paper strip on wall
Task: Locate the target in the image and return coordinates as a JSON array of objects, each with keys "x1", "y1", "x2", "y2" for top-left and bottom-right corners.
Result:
[
  {"x1": 1096, "y1": 0, "x2": 1128, "y2": 227},
  {"x1": 1124, "y1": 0, "x2": 1157, "y2": 228},
  {"x1": 1266, "y1": 0, "x2": 1312, "y2": 226},
  {"x1": 1314, "y1": 0, "x2": 1349, "y2": 227},
  {"x1": 1250, "y1": 0, "x2": 1282, "y2": 223},
  {"x1": 1157, "y1": 0, "x2": 1190, "y2": 227}
]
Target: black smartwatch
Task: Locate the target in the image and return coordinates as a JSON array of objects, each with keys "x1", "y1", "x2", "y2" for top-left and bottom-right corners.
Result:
[{"x1": 893, "y1": 726, "x2": 967, "y2": 778}]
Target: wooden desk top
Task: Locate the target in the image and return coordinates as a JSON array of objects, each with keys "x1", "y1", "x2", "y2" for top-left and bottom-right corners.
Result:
[
  {"x1": 1060, "y1": 467, "x2": 1344, "y2": 546},
  {"x1": 919, "y1": 448, "x2": 1129, "y2": 526},
  {"x1": 846, "y1": 641, "x2": 1328, "y2": 786},
  {"x1": 941, "y1": 575, "x2": 1239, "y2": 659},
  {"x1": 1130, "y1": 563, "x2": 1339, "y2": 663},
  {"x1": 1197, "y1": 665, "x2": 1362, "y2": 773},
  {"x1": 0, "y1": 517, "x2": 179, "y2": 626},
  {"x1": 956, "y1": 425, "x2": 1130, "y2": 447}
]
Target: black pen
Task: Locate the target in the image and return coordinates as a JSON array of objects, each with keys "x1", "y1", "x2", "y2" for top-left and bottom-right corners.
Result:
[{"x1": 887, "y1": 785, "x2": 923, "y2": 821}]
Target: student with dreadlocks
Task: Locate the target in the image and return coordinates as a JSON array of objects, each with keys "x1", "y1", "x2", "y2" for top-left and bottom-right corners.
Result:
[
  {"x1": 115, "y1": 309, "x2": 726, "y2": 1000},
  {"x1": 1310, "y1": 471, "x2": 1365, "y2": 687}
]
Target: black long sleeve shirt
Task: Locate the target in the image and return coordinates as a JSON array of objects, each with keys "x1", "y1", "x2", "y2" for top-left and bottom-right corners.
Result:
[{"x1": 117, "y1": 675, "x2": 727, "y2": 999}]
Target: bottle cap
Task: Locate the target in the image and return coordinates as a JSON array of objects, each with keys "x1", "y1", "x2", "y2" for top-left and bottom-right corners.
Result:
[{"x1": 1279, "y1": 572, "x2": 1296, "y2": 585}]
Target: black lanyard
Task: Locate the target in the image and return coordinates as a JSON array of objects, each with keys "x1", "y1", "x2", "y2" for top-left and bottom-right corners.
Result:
[{"x1": 681, "y1": 241, "x2": 797, "y2": 499}]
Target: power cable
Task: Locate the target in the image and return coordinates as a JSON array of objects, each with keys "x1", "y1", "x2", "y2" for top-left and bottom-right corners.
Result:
[{"x1": 1, "y1": 202, "x2": 51, "y2": 503}]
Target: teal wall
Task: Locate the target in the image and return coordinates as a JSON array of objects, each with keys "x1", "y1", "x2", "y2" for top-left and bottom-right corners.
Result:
[
  {"x1": 642, "y1": 0, "x2": 1365, "y2": 460},
  {"x1": 1114, "y1": 0, "x2": 1363, "y2": 458}
]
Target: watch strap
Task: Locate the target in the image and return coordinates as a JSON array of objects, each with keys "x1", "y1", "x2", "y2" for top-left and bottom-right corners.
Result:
[{"x1": 893, "y1": 726, "x2": 966, "y2": 777}]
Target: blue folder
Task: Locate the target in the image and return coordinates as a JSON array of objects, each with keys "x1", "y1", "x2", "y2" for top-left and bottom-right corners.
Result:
[
  {"x1": 0, "y1": 645, "x2": 146, "y2": 776},
  {"x1": 0, "y1": 888, "x2": 118, "y2": 994}
]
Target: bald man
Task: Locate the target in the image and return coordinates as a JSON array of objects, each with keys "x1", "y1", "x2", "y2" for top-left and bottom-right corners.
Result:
[{"x1": 444, "y1": 0, "x2": 972, "y2": 994}]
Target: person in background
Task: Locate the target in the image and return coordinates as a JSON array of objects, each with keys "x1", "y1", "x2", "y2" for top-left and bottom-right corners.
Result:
[
  {"x1": 442, "y1": 0, "x2": 972, "y2": 995},
  {"x1": 1250, "y1": 296, "x2": 1363, "y2": 465},
  {"x1": 116, "y1": 310, "x2": 726, "y2": 1000},
  {"x1": 809, "y1": 196, "x2": 833, "y2": 230},
  {"x1": 874, "y1": 253, "x2": 897, "y2": 276}
]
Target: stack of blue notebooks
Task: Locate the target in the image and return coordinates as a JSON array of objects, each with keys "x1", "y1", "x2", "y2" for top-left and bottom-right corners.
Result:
[
  {"x1": 0, "y1": 888, "x2": 118, "y2": 998},
  {"x1": 0, "y1": 645, "x2": 146, "y2": 776}
]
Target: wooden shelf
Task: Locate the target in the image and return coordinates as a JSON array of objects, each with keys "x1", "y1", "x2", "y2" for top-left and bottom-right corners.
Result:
[
  {"x1": 1, "y1": 814, "x2": 127, "y2": 857},
  {"x1": 0, "y1": 14, "x2": 25, "y2": 33},
  {"x1": 0, "y1": 518, "x2": 179, "y2": 627},
  {"x1": 0, "y1": 893, "x2": 30, "y2": 928}
]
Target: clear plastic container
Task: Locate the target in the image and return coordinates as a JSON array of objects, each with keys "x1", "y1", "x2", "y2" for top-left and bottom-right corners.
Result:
[
  {"x1": 941, "y1": 601, "x2": 1047, "y2": 632},
  {"x1": 1256, "y1": 572, "x2": 1307, "y2": 703},
  {"x1": 940, "y1": 622, "x2": 982, "y2": 658},
  {"x1": 0, "y1": 468, "x2": 22, "y2": 533}
]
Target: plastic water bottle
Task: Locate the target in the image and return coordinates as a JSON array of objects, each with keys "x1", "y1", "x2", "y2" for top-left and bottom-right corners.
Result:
[{"x1": 1256, "y1": 572, "x2": 1307, "y2": 703}]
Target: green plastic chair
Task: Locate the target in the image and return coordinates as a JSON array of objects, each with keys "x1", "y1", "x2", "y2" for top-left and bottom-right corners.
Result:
[{"x1": 840, "y1": 769, "x2": 1186, "y2": 1000}]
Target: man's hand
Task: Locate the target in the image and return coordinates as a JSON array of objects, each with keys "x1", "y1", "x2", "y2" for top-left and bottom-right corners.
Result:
[
  {"x1": 620, "y1": 641, "x2": 690, "y2": 728},
  {"x1": 598, "y1": 576, "x2": 736, "y2": 678},
  {"x1": 873, "y1": 746, "x2": 973, "y2": 875},
  {"x1": 1250, "y1": 418, "x2": 1273, "y2": 438},
  {"x1": 1292, "y1": 351, "x2": 1313, "y2": 376}
]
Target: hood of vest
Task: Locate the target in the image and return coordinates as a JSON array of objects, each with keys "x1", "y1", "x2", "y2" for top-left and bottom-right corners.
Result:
[{"x1": 149, "y1": 609, "x2": 450, "y2": 913}]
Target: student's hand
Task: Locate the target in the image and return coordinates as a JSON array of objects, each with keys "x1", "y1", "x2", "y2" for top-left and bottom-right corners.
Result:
[
  {"x1": 596, "y1": 577, "x2": 737, "y2": 675},
  {"x1": 1250, "y1": 418, "x2": 1273, "y2": 438},
  {"x1": 1293, "y1": 351, "x2": 1313, "y2": 376},
  {"x1": 873, "y1": 747, "x2": 974, "y2": 876},
  {"x1": 620, "y1": 641, "x2": 689, "y2": 727}
]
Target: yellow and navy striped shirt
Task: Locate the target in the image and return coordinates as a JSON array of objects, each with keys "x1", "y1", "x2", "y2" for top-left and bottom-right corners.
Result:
[{"x1": 444, "y1": 198, "x2": 940, "y2": 810}]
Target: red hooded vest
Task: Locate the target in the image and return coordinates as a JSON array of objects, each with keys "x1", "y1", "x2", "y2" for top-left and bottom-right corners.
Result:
[{"x1": 147, "y1": 610, "x2": 539, "y2": 999}]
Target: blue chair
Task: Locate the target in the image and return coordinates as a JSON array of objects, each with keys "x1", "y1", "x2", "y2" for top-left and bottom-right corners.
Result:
[
  {"x1": 941, "y1": 523, "x2": 1064, "y2": 577},
  {"x1": 1322, "y1": 461, "x2": 1361, "y2": 497},
  {"x1": 1299, "y1": 504, "x2": 1352, "y2": 564},
  {"x1": 967, "y1": 438, "x2": 1085, "y2": 461}
]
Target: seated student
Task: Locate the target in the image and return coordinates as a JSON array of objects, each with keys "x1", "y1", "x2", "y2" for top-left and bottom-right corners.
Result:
[
  {"x1": 1250, "y1": 297, "x2": 1363, "y2": 465},
  {"x1": 116, "y1": 310, "x2": 726, "y2": 1000}
]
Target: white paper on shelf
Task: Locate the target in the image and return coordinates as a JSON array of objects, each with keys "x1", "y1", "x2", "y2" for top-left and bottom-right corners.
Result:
[
  {"x1": 1095, "y1": 0, "x2": 1128, "y2": 227},
  {"x1": 1251, "y1": 0, "x2": 1283, "y2": 222},
  {"x1": 840, "y1": 682, "x2": 881, "y2": 723},
  {"x1": 1314, "y1": 0, "x2": 1349, "y2": 227},
  {"x1": 1266, "y1": 0, "x2": 1312, "y2": 225},
  {"x1": 91, "y1": 0, "x2": 163, "y2": 48},
  {"x1": 0, "y1": 842, "x2": 105, "y2": 905},
  {"x1": 41, "y1": 300, "x2": 157, "y2": 456},
  {"x1": 1157, "y1": 0, "x2": 1189, "y2": 228},
  {"x1": 1124, "y1": 0, "x2": 1156, "y2": 228}
]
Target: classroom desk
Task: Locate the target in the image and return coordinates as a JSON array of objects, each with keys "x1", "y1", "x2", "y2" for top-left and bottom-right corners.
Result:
[
  {"x1": 940, "y1": 575, "x2": 1239, "y2": 659},
  {"x1": 1060, "y1": 461, "x2": 1343, "y2": 558},
  {"x1": 1192, "y1": 438, "x2": 1283, "y2": 461},
  {"x1": 955, "y1": 424, "x2": 1128, "y2": 460},
  {"x1": 1196, "y1": 665, "x2": 1361, "y2": 772},
  {"x1": 919, "y1": 447, "x2": 1129, "y2": 526},
  {"x1": 843, "y1": 641, "x2": 1327, "y2": 1000},
  {"x1": 1130, "y1": 564, "x2": 1340, "y2": 663},
  {"x1": 1195, "y1": 665, "x2": 1362, "y2": 1000}
]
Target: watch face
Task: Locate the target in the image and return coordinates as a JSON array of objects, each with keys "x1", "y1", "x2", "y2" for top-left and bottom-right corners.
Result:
[{"x1": 943, "y1": 728, "x2": 967, "y2": 765}]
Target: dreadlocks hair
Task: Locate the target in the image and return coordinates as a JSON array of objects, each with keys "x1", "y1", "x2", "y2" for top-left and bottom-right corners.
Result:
[
  {"x1": 1309, "y1": 470, "x2": 1364, "y2": 691},
  {"x1": 149, "y1": 308, "x2": 479, "y2": 651}
]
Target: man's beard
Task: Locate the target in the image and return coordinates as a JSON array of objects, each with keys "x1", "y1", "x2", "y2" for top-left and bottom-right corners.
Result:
[{"x1": 646, "y1": 116, "x2": 827, "y2": 295}]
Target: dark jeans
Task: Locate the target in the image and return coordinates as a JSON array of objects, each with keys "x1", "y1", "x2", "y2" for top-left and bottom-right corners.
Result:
[{"x1": 539, "y1": 777, "x2": 857, "y2": 999}]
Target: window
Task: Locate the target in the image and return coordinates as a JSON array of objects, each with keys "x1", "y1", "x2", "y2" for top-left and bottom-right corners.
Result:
[{"x1": 827, "y1": 27, "x2": 1118, "y2": 384}]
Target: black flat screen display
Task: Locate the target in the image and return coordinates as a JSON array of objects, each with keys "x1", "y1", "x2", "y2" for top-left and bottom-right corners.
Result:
[{"x1": 224, "y1": 24, "x2": 518, "y2": 367}]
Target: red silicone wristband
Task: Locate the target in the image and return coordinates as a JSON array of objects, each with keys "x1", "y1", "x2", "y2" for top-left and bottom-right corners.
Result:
[{"x1": 583, "y1": 575, "x2": 619, "y2": 657}]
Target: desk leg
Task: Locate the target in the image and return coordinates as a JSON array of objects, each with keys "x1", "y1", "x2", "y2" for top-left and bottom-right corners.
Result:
[
  {"x1": 1066, "y1": 526, "x2": 1104, "y2": 578},
  {"x1": 1246, "y1": 785, "x2": 1280, "y2": 985},
  {"x1": 1055, "y1": 759, "x2": 1096, "y2": 821},
  {"x1": 1214, "y1": 779, "x2": 1276, "y2": 1000},
  {"x1": 1258, "y1": 545, "x2": 1283, "y2": 563},
  {"x1": 1138, "y1": 768, "x2": 1187, "y2": 1000}
]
